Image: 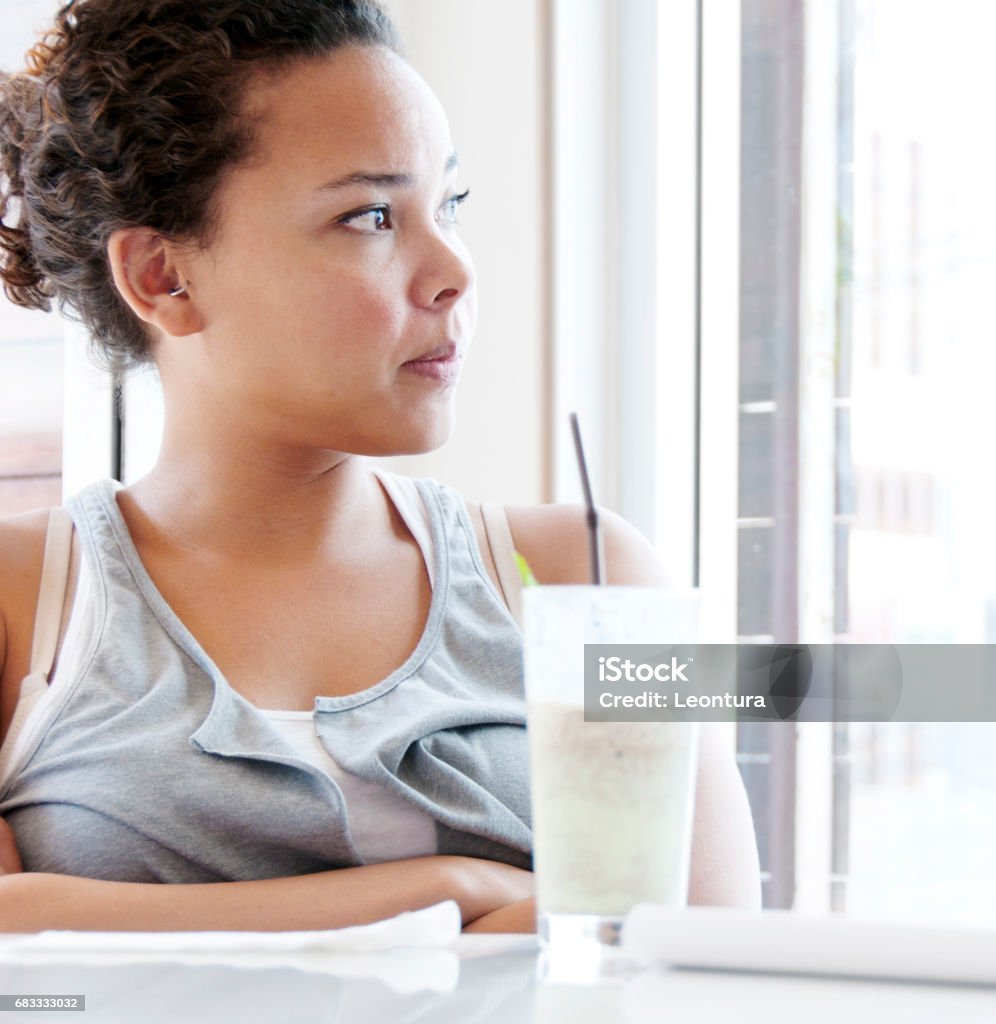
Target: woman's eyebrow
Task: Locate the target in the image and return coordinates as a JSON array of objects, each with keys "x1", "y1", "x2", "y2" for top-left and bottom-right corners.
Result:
[{"x1": 316, "y1": 152, "x2": 459, "y2": 192}]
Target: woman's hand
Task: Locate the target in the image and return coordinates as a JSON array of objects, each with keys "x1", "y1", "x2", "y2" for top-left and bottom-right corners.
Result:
[
  {"x1": 462, "y1": 897, "x2": 535, "y2": 934},
  {"x1": 0, "y1": 817, "x2": 23, "y2": 876},
  {"x1": 453, "y1": 859, "x2": 534, "y2": 927}
]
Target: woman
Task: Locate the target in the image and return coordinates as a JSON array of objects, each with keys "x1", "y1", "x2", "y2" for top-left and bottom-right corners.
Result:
[{"x1": 0, "y1": 0, "x2": 760, "y2": 932}]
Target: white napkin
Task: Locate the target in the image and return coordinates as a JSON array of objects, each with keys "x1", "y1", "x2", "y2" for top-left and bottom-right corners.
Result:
[
  {"x1": 621, "y1": 905, "x2": 996, "y2": 986},
  {"x1": 0, "y1": 900, "x2": 461, "y2": 993}
]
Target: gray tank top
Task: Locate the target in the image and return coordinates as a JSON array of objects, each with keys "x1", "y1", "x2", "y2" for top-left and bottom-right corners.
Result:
[{"x1": 0, "y1": 475, "x2": 531, "y2": 882}]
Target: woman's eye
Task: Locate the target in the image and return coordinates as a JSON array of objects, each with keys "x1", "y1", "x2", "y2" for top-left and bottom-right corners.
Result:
[
  {"x1": 340, "y1": 206, "x2": 392, "y2": 232},
  {"x1": 437, "y1": 187, "x2": 471, "y2": 225}
]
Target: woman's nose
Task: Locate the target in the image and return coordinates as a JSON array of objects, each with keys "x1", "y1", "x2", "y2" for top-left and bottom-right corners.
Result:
[{"x1": 412, "y1": 230, "x2": 475, "y2": 309}]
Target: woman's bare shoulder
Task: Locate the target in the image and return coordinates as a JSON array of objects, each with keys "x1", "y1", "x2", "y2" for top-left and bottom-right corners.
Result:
[
  {"x1": 504, "y1": 503, "x2": 670, "y2": 587},
  {"x1": 0, "y1": 508, "x2": 50, "y2": 589},
  {"x1": 0, "y1": 508, "x2": 51, "y2": 683}
]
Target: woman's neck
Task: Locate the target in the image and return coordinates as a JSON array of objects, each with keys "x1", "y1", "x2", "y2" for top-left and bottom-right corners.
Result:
[{"x1": 119, "y1": 436, "x2": 385, "y2": 568}]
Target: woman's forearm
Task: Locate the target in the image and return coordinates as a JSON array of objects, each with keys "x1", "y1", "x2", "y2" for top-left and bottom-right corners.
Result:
[{"x1": 0, "y1": 855, "x2": 534, "y2": 933}]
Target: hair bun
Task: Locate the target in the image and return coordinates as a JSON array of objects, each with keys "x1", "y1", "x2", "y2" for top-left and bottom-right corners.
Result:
[{"x1": 0, "y1": 70, "x2": 54, "y2": 310}]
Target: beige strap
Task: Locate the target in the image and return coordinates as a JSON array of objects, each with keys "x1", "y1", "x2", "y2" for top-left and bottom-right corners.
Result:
[
  {"x1": 28, "y1": 506, "x2": 74, "y2": 679},
  {"x1": 480, "y1": 502, "x2": 523, "y2": 628},
  {"x1": 0, "y1": 507, "x2": 74, "y2": 774}
]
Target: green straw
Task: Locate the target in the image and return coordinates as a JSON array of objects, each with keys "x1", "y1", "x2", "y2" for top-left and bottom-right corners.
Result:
[{"x1": 569, "y1": 412, "x2": 605, "y2": 585}]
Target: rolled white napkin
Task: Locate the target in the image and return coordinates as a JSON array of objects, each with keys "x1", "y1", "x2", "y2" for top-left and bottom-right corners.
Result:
[
  {"x1": 0, "y1": 900, "x2": 461, "y2": 993},
  {"x1": 621, "y1": 905, "x2": 996, "y2": 986}
]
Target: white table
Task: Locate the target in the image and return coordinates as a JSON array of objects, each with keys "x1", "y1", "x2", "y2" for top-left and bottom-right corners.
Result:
[{"x1": 1, "y1": 933, "x2": 995, "y2": 1022}]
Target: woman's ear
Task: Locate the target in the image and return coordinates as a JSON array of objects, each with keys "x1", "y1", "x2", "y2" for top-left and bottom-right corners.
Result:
[{"x1": 107, "y1": 227, "x2": 204, "y2": 337}]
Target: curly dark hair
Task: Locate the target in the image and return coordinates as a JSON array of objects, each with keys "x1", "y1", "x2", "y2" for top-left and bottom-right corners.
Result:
[{"x1": 0, "y1": 0, "x2": 402, "y2": 370}]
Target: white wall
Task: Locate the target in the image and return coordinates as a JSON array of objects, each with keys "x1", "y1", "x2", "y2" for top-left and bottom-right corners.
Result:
[{"x1": 0, "y1": 0, "x2": 52, "y2": 66}]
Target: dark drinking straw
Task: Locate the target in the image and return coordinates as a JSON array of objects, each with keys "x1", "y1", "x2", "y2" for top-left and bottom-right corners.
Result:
[{"x1": 569, "y1": 412, "x2": 605, "y2": 585}]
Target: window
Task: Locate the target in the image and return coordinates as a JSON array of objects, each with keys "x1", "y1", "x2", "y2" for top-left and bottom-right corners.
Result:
[
  {"x1": 692, "y1": 0, "x2": 996, "y2": 922},
  {"x1": 0, "y1": 2, "x2": 65, "y2": 516},
  {"x1": 0, "y1": 305, "x2": 62, "y2": 516}
]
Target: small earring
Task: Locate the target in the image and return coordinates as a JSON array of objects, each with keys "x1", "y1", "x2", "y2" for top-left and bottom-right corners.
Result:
[{"x1": 168, "y1": 282, "x2": 188, "y2": 297}]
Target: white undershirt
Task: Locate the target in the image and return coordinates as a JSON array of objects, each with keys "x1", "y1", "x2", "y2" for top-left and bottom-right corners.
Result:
[{"x1": 258, "y1": 711, "x2": 437, "y2": 863}]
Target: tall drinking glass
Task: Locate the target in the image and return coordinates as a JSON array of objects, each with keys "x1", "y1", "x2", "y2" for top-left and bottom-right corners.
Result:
[{"x1": 523, "y1": 585, "x2": 701, "y2": 970}]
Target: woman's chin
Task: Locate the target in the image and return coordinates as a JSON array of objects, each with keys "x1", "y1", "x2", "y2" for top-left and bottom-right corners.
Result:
[
  {"x1": 388, "y1": 426, "x2": 455, "y2": 457},
  {"x1": 352, "y1": 414, "x2": 457, "y2": 458}
]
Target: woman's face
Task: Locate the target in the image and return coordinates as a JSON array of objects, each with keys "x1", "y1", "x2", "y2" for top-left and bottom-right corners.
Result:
[{"x1": 176, "y1": 45, "x2": 477, "y2": 457}]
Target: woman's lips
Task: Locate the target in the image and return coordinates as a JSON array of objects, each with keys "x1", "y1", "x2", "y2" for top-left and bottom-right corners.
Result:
[{"x1": 402, "y1": 342, "x2": 462, "y2": 383}]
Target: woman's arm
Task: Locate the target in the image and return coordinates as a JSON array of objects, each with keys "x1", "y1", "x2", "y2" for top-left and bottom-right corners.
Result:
[
  {"x1": 0, "y1": 853, "x2": 534, "y2": 933},
  {"x1": 687, "y1": 723, "x2": 762, "y2": 908},
  {"x1": 0, "y1": 817, "x2": 22, "y2": 875},
  {"x1": 0, "y1": 510, "x2": 51, "y2": 748}
]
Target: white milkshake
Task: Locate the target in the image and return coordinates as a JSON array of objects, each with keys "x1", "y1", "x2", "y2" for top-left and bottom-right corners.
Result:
[{"x1": 529, "y1": 701, "x2": 698, "y2": 916}]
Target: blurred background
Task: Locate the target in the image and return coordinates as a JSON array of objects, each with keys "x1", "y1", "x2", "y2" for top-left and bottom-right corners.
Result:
[{"x1": 2, "y1": 0, "x2": 994, "y2": 925}]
